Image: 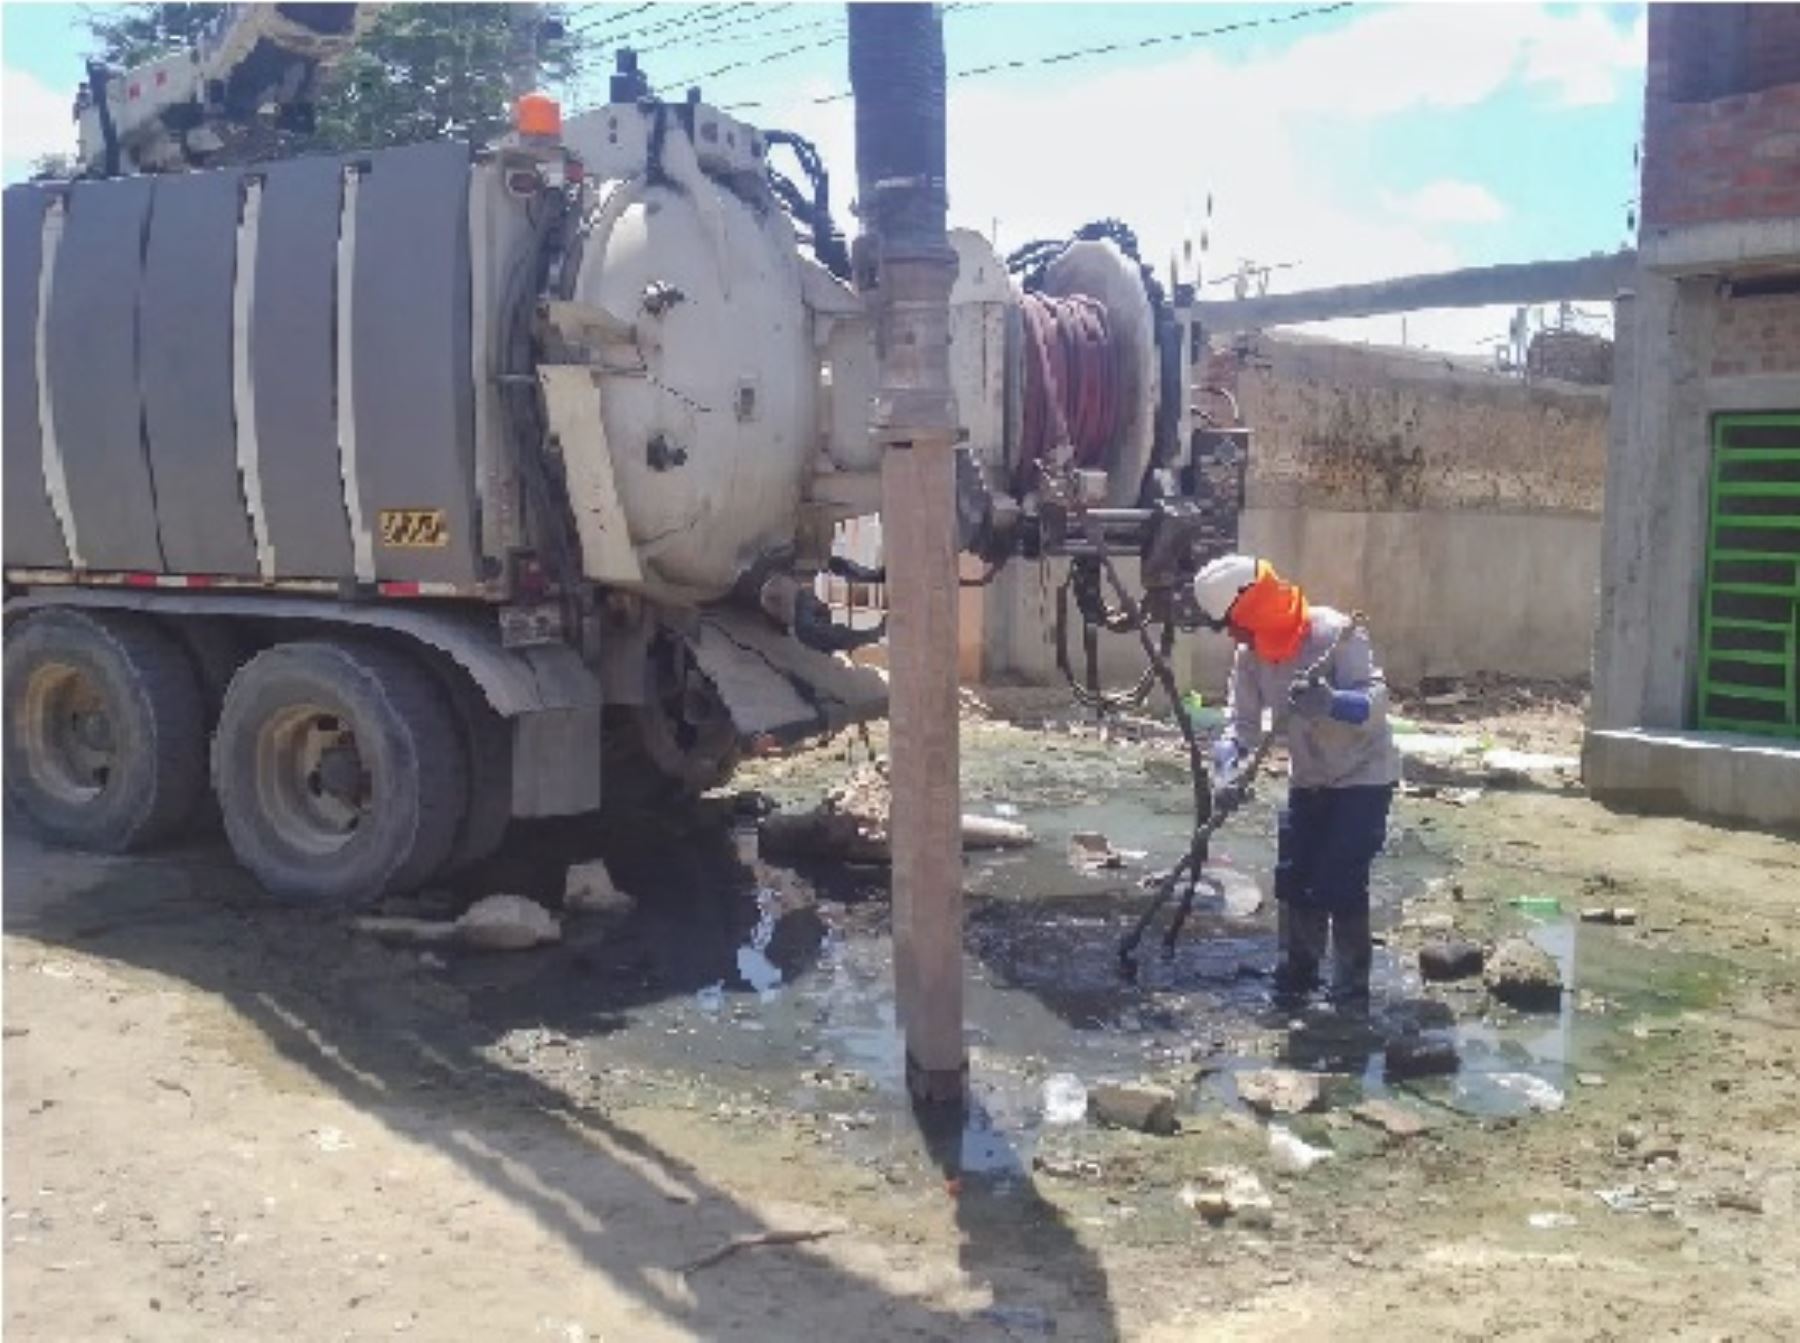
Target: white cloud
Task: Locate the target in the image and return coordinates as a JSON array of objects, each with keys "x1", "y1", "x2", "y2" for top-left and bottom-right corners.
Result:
[
  {"x1": 3, "y1": 65, "x2": 76, "y2": 165},
  {"x1": 755, "y1": 5, "x2": 1639, "y2": 353},
  {"x1": 1393, "y1": 180, "x2": 1508, "y2": 226}
]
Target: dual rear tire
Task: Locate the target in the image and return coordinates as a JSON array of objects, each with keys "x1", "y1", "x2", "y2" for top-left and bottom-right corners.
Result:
[{"x1": 6, "y1": 612, "x2": 507, "y2": 904}]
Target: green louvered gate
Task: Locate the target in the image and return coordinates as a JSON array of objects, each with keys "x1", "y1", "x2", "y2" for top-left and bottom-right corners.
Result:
[{"x1": 1698, "y1": 413, "x2": 1800, "y2": 738}]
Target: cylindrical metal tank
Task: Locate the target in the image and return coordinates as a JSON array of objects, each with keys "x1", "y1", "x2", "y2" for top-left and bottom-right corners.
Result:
[{"x1": 569, "y1": 168, "x2": 817, "y2": 596}]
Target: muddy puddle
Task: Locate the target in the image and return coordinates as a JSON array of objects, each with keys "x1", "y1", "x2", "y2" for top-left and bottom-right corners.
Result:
[{"x1": 445, "y1": 724, "x2": 1721, "y2": 1179}]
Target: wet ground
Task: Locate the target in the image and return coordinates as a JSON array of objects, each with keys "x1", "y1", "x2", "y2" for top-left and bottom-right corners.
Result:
[
  {"x1": 433, "y1": 714, "x2": 1728, "y2": 1181},
  {"x1": 6, "y1": 702, "x2": 1796, "y2": 1340}
]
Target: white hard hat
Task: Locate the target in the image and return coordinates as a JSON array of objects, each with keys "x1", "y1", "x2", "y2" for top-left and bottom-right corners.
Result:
[{"x1": 1193, "y1": 553, "x2": 1259, "y2": 624}]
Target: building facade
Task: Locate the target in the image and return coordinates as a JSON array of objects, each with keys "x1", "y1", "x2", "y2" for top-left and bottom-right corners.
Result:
[{"x1": 1586, "y1": 3, "x2": 1800, "y2": 828}]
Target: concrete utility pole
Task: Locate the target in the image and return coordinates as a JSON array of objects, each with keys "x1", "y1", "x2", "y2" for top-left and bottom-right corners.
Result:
[{"x1": 846, "y1": 3, "x2": 966, "y2": 1105}]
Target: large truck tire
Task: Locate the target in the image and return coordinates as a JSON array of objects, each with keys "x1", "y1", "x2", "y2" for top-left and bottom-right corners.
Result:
[
  {"x1": 212, "y1": 639, "x2": 468, "y2": 904},
  {"x1": 600, "y1": 632, "x2": 740, "y2": 816},
  {"x1": 3, "y1": 608, "x2": 208, "y2": 851},
  {"x1": 426, "y1": 656, "x2": 513, "y2": 877},
  {"x1": 171, "y1": 617, "x2": 248, "y2": 835}
]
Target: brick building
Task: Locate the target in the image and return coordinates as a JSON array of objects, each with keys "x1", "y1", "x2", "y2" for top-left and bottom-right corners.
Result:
[{"x1": 1586, "y1": 4, "x2": 1800, "y2": 827}]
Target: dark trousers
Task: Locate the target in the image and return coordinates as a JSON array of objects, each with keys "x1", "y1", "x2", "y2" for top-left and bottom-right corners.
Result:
[{"x1": 1274, "y1": 784, "x2": 1394, "y2": 994}]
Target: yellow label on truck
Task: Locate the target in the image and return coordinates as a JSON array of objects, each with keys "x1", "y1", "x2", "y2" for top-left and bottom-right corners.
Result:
[{"x1": 378, "y1": 509, "x2": 449, "y2": 548}]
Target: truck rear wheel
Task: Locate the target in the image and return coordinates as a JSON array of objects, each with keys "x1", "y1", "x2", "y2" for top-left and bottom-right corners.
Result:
[
  {"x1": 427, "y1": 657, "x2": 513, "y2": 877},
  {"x1": 4, "y1": 608, "x2": 208, "y2": 851},
  {"x1": 601, "y1": 633, "x2": 740, "y2": 814},
  {"x1": 212, "y1": 640, "x2": 467, "y2": 904}
]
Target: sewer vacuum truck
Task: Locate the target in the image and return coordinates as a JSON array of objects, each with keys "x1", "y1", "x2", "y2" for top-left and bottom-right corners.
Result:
[{"x1": 3, "y1": 18, "x2": 1244, "y2": 905}]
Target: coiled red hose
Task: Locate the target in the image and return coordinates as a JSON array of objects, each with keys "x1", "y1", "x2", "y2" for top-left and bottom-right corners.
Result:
[{"x1": 1017, "y1": 291, "x2": 1122, "y2": 489}]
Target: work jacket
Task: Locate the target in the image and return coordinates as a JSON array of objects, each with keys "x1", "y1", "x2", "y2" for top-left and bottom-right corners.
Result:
[{"x1": 1223, "y1": 605, "x2": 1402, "y2": 791}]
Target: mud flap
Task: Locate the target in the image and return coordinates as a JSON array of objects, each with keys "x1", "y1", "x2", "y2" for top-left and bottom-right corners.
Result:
[{"x1": 687, "y1": 608, "x2": 887, "y2": 742}]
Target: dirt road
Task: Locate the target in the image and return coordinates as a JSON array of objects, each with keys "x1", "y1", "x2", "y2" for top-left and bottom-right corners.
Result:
[{"x1": 6, "y1": 713, "x2": 1799, "y2": 1340}]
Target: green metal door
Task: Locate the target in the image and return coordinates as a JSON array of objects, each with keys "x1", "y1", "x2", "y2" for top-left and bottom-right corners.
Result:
[{"x1": 1699, "y1": 413, "x2": 1800, "y2": 738}]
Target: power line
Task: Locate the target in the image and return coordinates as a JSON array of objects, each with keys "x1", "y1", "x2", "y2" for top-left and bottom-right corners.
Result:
[
  {"x1": 659, "y1": 3, "x2": 977, "y2": 93},
  {"x1": 566, "y1": 2, "x2": 658, "y2": 37},
  {"x1": 743, "y1": 1, "x2": 1353, "y2": 109},
  {"x1": 572, "y1": 3, "x2": 736, "y2": 41},
  {"x1": 633, "y1": 3, "x2": 797, "y2": 55}
]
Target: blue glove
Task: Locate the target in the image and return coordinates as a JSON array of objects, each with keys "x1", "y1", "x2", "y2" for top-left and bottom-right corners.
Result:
[{"x1": 1289, "y1": 677, "x2": 1371, "y2": 724}]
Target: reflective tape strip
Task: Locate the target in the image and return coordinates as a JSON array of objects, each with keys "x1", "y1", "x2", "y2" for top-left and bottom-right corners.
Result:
[
  {"x1": 35, "y1": 197, "x2": 83, "y2": 567},
  {"x1": 233, "y1": 177, "x2": 276, "y2": 578},
  {"x1": 336, "y1": 165, "x2": 375, "y2": 582}
]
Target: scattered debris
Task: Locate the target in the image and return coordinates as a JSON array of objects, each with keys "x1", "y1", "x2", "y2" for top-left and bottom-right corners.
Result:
[
  {"x1": 1067, "y1": 830, "x2": 1142, "y2": 869},
  {"x1": 695, "y1": 984, "x2": 726, "y2": 1015},
  {"x1": 679, "y1": 1227, "x2": 838, "y2": 1274},
  {"x1": 1180, "y1": 1167, "x2": 1274, "y2": 1228},
  {"x1": 1579, "y1": 906, "x2": 1640, "y2": 926},
  {"x1": 1576, "y1": 1073, "x2": 1606, "y2": 1088},
  {"x1": 758, "y1": 811, "x2": 888, "y2": 864},
  {"x1": 1527, "y1": 1211, "x2": 1578, "y2": 1231},
  {"x1": 961, "y1": 814, "x2": 1036, "y2": 850},
  {"x1": 564, "y1": 859, "x2": 635, "y2": 916},
  {"x1": 758, "y1": 766, "x2": 1034, "y2": 860},
  {"x1": 1416, "y1": 912, "x2": 1457, "y2": 935},
  {"x1": 452, "y1": 895, "x2": 562, "y2": 951},
  {"x1": 1268, "y1": 1125, "x2": 1333, "y2": 1174},
  {"x1": 1384, "y1": 1034, "x2": 1460, "y2": 1080},
  {"x1": 1087, "y1": 1083, "x2": 1179, "y2": 1135},
  {"x1": 1419, "y1": 940, "x2": 1485, "y2": 982},
  {"x1": 1484, "y1": 937, "x2": 1563, "y2": 1011},
  {"x1": 1235, "y1": 1068, "x2": 1325, "y2": 1115},
  {"x1": 1492, "y1": 1072, "x2": 1566, "y2": 1113},
  {"x1": 1351, "y1": 1099, "x2": 1432, "y2": 1139},
  {"x1": 355, "y1": 894, "x2": 561, "y2": 952},
  {"x1": 1596, "y1": 1184, "x2": 1649, "y2": 1215},
  {"x1": 1041, "y1": 1073, "x2": 1089, "y2": 1126},
  {"x1": 1715, "y1": 1186, "x2": 1765, "y2": 1215},
  {"x1": 1032, "y1": 1152, "x2": 1104, "y2": 1182}
]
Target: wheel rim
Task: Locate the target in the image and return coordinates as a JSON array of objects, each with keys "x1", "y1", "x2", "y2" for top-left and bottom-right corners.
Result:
[
  {"x1": 20, "y1": 661, "x2": 117, "y2": 804},
  {"x1": 255, "y1": 704, "x2": 370, "y2": 855}
]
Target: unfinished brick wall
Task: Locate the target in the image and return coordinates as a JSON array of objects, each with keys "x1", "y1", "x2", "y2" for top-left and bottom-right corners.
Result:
[
  {"x1": 1641, "y1": 5, "x2": 1800, "y2": 231},
  {"x1": 1202, "y1": 335, "x2": 1608, "y2": 514},
  {"x1": 1710, "y1": 289, "x2": 1800, "y2": 378}
]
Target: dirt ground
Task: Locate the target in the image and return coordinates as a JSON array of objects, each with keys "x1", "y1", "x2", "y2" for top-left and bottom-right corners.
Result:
[{"x1": 6, "y1": 691, "x2": 1799, "y2": 1341}]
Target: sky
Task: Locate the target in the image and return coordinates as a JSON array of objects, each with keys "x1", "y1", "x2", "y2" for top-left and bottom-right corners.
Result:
[{"x1": 1, "y1": 1, "x2": 1645, "y2": 353}]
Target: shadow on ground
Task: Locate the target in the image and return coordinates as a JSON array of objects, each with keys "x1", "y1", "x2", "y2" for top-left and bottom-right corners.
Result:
[{"x1": 4, "y1": 803, "x2": 1120, "y2": 1340}]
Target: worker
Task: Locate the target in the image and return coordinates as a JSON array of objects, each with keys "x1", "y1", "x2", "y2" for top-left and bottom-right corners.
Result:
[{"x1": 1192, "y1": 554, "x2": 1400, "y2": 1005}]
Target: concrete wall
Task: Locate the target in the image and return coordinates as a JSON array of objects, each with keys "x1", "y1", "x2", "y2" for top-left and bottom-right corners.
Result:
[
  {"x1": 977, "y1": 333, "x2": 1611, "y2": 693},
  {"x1": 1590, "y1": 275, "x2": 1800, "y2": 733}
]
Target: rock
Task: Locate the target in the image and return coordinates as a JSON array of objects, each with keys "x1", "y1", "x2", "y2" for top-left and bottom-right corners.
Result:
[
  {"x1": 453, "y1": 895, "x2": 561, "y2": 951},
  {"x1": 1087, "y1": 1083, "x2": 1179, "y2": 1135},
  {"x1": 1416, "y1": 912, "x2": 1457, "y2": 935},
  {"x1": 1351, "y1": 1099, "x2": 1432, "y2": 1139},
  {"x1": 1180, "y1": 1167, "x2": 1273, "y2": 1227},
  {"x1": 1268, "y1": 1125, "x2": 1333, "y2": 1174},
  {"x1": 1616, "y1": 1124, "x2": 1645, "y2": 1151},
  {"x1": 1384, "y1": 1034, "x2": 1460, "y2": 1080},
  {"x1": 1068, "y1": 831, "x2": 1122, "y2": 869},
  {"x1": 563, "y1": 859, "x2": 635, "y2": 916},
  {"x1": 1419, "y1": 940, "x2": 1485, "y2": 982},
  {"x1": 1484, "y1": 937, "x2": 1563, "y2": 1011},
  {"x1": 1235, "y1": 1068, "x2": 1324, "y2": 1115},
  {"x1": 961, "y1": 814, "x2": 1035, "y2": 850}
]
